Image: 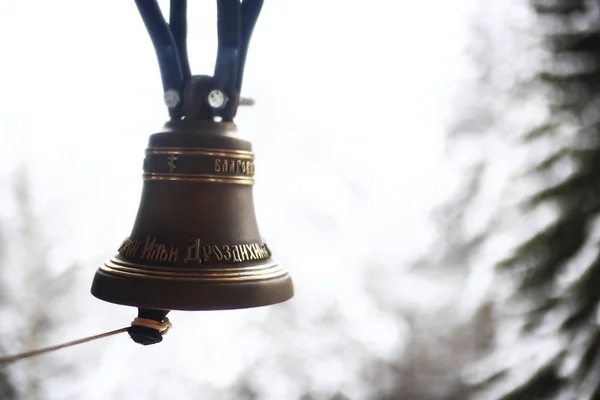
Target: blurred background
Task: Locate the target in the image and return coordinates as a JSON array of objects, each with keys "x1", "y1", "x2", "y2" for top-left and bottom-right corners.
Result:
[{"x1": 2, "y1": 0, "x2": 600, "y2": 399}]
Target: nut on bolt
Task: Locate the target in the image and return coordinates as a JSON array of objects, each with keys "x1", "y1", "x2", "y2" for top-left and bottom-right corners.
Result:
[
  {"x1": 207, "y1": 89, "x2": 229, "y2": 109},
  {"x1": 163, "y1": 89, "x2": 181, "y2": 108}
]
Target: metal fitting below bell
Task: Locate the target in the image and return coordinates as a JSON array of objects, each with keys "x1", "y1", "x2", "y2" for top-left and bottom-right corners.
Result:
[{"x1": 91, "y1": 120, "x2": 294, "y2": 311}]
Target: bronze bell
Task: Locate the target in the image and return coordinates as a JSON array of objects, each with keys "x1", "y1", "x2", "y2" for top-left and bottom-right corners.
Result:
[{"x1": 91, "y1": 119, "x2": 294, "y2": 318}]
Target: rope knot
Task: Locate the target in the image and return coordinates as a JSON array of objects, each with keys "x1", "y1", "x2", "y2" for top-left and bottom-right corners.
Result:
[{"x1": 131, "y1": 317, "x2": 172, "y2": 335}]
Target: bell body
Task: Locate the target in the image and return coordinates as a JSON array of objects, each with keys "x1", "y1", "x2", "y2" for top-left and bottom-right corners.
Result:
[{"x1": 91, "y1": 120, "x2": 294, "y2": 311}]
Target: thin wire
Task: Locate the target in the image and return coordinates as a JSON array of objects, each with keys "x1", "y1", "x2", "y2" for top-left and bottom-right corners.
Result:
[
  {"x1": 0, "y1": 327, "x2": 128, "y2": 366},
  {"x1": 0, "y1": 317, "x2": 172, "y2": 366}
]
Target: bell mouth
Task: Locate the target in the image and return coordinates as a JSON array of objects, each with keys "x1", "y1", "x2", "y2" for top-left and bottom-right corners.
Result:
[{"x1": 91, "y1": 259, "x2": 294, "y2": 311}]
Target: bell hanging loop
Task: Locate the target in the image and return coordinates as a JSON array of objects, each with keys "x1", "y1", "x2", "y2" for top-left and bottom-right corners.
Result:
[{"x1": 90, "y1": 0, "x2": 293, "y2": 346}]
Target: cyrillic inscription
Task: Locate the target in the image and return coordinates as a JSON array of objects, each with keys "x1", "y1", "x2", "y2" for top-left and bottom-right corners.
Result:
[
  {"x1": 214, "y1": 158, "x2": 255, "y2": 176},
  {"x1": 118, "y1": 236, "x2": 270, "y2": 264},
  {"x1": 118, "y1": 237, "x2": 141, "y2": 258},
  {"x1": 139, "y1": 236, "x2": 179, "y2": 262},
  {"x1": 184, "y1": 238, "x2": 202, "y2": 263},
  {"x1": 183, "y1": 238, "x2": 270, "y2": 264}
]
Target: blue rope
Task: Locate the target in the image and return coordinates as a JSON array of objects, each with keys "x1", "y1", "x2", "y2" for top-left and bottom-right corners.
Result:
[
  {"x1": 134, "y1": 0, "x2": 187, "y2": 119},
  {"x1": 169, "y1": 0, "x2": 191, "y2": 83}
]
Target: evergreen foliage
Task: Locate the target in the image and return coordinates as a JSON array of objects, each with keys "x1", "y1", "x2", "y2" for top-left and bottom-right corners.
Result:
[{"x1": 471, "y1": 1, "x2": 600, "y2": 398}]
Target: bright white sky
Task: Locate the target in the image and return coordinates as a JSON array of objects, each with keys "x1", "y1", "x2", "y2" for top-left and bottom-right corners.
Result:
[{"x1": 0, "y1": 1, "x2": 478, "y2": 398}]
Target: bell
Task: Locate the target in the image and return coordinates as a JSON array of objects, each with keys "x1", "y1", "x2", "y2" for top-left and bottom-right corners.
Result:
[{"x1": 91, "y1": 120, "x2": 294, "y2": 314}]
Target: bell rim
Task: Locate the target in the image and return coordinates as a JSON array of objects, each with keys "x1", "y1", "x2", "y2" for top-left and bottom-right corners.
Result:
[
  {"x1": 101, "y1": 258, "x2": 288, "y2": 282},
  {"x1": 91, "y1": 263, "x2": 294, "y2": 311}
]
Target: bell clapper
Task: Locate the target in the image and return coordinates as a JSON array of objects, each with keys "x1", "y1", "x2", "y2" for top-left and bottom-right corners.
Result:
[{"x1": 128, "y1": 309, "x2": 172, "y2": 346}]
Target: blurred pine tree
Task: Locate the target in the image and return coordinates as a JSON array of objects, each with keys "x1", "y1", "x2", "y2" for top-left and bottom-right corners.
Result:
[
  {"x1": 0, "y1": 223, "x2": 17, "y2": 400},
  {"x1": 0, "y1": 168, "x2": 81, "y2": 400},
  {"x1": 0, "y1": 367, "x2": 16, "y2": 400},
  {"x1": 470, "y1": 0, "x2": 600, "y2": 398}
]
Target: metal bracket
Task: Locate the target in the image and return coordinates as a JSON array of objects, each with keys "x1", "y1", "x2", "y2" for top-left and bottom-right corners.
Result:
[{"x1": 134, "y1": 0, "x2": 263, "y2": 122}]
